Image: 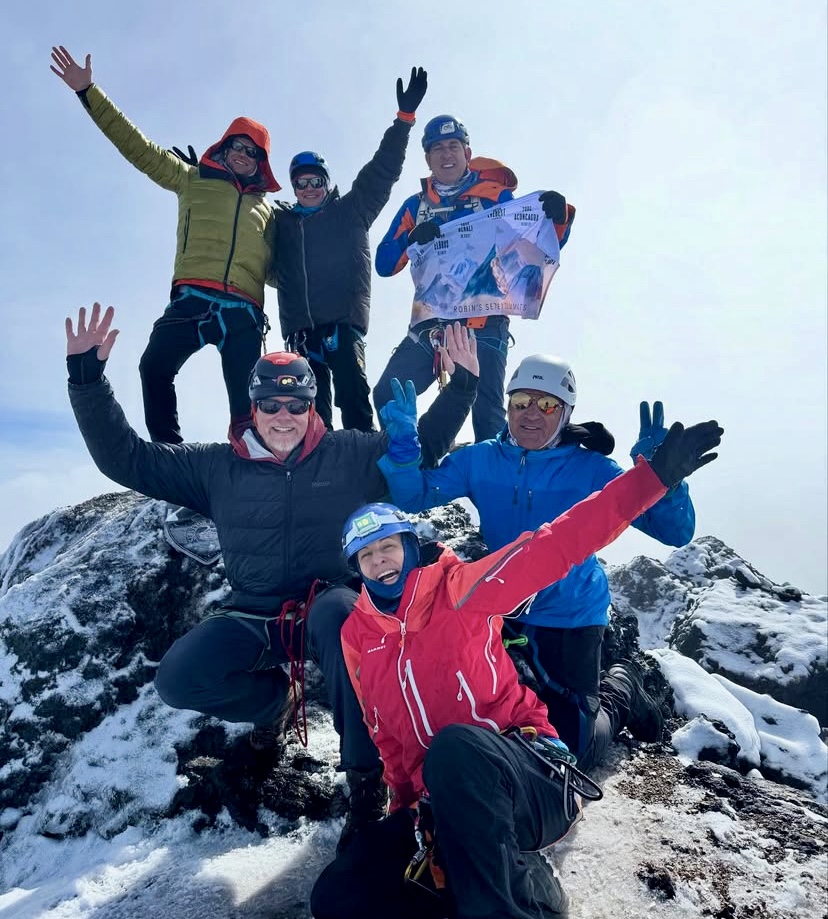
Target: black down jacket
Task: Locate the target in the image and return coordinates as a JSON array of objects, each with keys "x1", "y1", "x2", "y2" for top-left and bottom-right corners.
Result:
[
  {"x1": 269, "y1": 118, "x2": 412, "y2": 338},
  {"x1": 68, "y1": 368, "x2": 475, "y2": 613}
]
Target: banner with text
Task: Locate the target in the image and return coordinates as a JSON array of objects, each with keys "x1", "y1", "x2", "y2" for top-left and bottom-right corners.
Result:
[{"x1": 407, "y1": 192, "x2": 560, "y2": 325}]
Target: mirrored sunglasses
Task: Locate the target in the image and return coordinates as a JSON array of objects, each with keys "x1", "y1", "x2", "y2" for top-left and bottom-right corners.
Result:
[
  {"x1": 229, "y1": 138, "x2": 261, "y2": 159},
  {"x1": 508, "y1": 392, "x2": 563, "y2": 415},
  {"x1": 293, "y1": 175, "x2": 326, "y2": 190},
  {"x1": 256, "y1": 398, "x2": 311, "y2": 416}
]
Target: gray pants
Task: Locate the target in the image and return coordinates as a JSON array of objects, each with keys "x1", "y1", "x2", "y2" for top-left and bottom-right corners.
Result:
[
  {"x1": 154, "y1": 585, "x2": 380, "y2": 772},
  {"x1": 373, "y1": 317, "x2": 509, "y2": 443}
]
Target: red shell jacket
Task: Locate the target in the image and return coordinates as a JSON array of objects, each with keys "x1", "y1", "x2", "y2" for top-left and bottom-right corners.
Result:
[{"x1": 341, "y1": 459, "x2": 666, "y2": 810}]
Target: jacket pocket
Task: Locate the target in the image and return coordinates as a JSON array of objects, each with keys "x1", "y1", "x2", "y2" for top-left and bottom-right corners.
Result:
[{"x1": 456, "y1": 670, "x2": 500, "y2": 731}]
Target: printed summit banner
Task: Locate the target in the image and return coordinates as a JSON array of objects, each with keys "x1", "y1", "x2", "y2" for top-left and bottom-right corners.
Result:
[{"x1": 407, "y1": 192, "x2": 561, "y2": 325}]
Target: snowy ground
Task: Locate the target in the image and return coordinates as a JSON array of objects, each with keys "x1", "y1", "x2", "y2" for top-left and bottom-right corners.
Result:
[{"x1": 2, "y1": 720, "x2": 826, "y2": 919}]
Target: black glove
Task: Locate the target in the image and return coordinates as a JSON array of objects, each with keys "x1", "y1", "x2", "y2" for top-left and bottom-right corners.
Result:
[
  {"x1": 170, "y1": 144, "x2": 198, "y2": 166},
  {"x1": 67, "y1": 346, "x2": 106, "y2": 385},
  {"x1": 396, "y1": 66, "x2": 428, "y2": 114},
  {"x1": 539, "y1": 190, "x2": 567, "y2": 223},
  {"x1": 559, "y1": 421, "x2": 615, "y2": 456},
  {"x1": 649, "y1": 421, "x2": 723, "y2": 488},
  {"x1": 408, "y1": 221, "x2": 442, "y2": 246}
]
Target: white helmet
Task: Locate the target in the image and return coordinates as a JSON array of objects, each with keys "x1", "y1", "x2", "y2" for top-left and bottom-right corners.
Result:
[{"x1": 506, "y1": 354, "x2": 577, "y2": 406}]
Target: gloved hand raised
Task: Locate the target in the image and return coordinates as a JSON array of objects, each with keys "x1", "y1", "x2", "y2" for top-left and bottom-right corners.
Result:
[
  {"x1": 538, "y1": 190, "x2": 567, "y2": 223},
  {"x1": 170, "y1": 144, "x2": 198, "y2": 166},
  {"x1": 396, "y1": 66, "x2": 428, "y2": 114},
  {"x1": 648, "y1": 421, "x2": 723, "y2": 488},
  {"x1": 630, "y1": 401, "x2": 669, "y2": 461},
  {"x1": 408, "y1": 221, "x2": 442, "y2": 246},
  {"x1": 380, "y1": 378, "x2": 422, "y2": 466}
]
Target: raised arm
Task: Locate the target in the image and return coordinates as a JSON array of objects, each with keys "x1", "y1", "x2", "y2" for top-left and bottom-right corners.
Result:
[
  {"x1": 379, "y1": 322, "x2": 479, "y2": 469},
  {"x1": 445, "y1": 420, "x2": 723, "y2": 615},
  {"x1": 51, "y1": 45, "x2": 187, "y2": 192},
  {"x1": 344, "y1": 67, "x2": 427, "y2": 228},
  {"x1": 66, "y1": 304, "x2": 215, "y2": 513}
]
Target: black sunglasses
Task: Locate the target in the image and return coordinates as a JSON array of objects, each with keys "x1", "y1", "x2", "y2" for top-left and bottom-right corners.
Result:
[
  {"x1": 293, "y1": 175, "x2": 326, "y2": 190},
  {"x1": 256, "y1": 398, "x2": 311, "y2": 416},
  {"x1": 229, "y1": 138, "x2": 261, "y2": 159}
]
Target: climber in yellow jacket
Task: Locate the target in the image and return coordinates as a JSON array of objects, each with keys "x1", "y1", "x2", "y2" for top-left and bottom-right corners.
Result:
[{"x1": 51, "y1": 44, "x2": 281, "y2": 444}]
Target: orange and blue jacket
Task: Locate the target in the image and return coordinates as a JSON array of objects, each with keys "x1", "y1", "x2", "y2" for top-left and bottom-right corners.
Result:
[{"x1": 374, "y1": 157, "x2": 575, "y2": 278}]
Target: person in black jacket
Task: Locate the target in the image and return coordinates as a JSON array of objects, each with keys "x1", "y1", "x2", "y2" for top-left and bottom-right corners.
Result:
[
  {"x1": 64, "y1": 302, "x2": 478, "y2": 848},
  {"x1": 269, "y1": 67, "x2": 428, "y2": 433}
]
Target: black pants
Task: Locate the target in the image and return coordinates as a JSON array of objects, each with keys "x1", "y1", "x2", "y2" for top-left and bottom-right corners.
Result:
[
  {"x1": 311, "y1": 724, "x2": 571, "y2": 919},
  {"x1": 507, "y1": 623, "x2": 626, "y2": 773},
  {"x1": 301, "y1": 324, "x2": 374, "y2": 432},
  {"x1": 153, "y1": 585, "x2": 380, "y2": 772},
  {"x1": 139, "y1": 290, "x2": 265, "y2": 444}
]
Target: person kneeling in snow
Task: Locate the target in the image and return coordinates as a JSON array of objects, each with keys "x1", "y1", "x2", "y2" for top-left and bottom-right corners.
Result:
[
  {"x1": 64, "y1": 303, "x2": 478, "y2": 852},
  {"x1": 311, "y1": 414, "x2": 722, "y2": 919}
]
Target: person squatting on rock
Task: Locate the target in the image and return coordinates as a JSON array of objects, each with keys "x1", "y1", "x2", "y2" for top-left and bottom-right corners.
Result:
[
  {"x1": 373, "y1": 114, "x2": 576, "y2": 442},
  {"x1": 64, "y1": 303, "x2": 479, "y2": 846},
  {"x1": 380, "y1": 354, "x2": 702, "y2": 772},
  {"x1": 51, "y1": 45, "x2": 279, "y2": 445},
  {"x1": 310, "y1": 410, "x2": 723, "y2": 919},
  {"x1": 268, "y1": 67, "x2": 429, "y2": 433}
]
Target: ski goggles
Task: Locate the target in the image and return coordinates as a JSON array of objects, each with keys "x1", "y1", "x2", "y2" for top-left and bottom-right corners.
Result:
[
  {"x1": 256, "y1": 398, "x2": 312, "y2": 416},
  {"x1": 508, "y1": 392, "x2": 564, "y2": 416},
  {"x1": 293, "y1": 175, "x2": 327, "y2": 190},
  {"x1": 228, "y1": 138, "x2": 261, "y2": 159}
]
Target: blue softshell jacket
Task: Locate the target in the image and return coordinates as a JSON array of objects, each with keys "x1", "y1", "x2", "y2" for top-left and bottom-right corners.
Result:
[{"x1": 379, "y1": 435, "x2": 695, "y2": 628}]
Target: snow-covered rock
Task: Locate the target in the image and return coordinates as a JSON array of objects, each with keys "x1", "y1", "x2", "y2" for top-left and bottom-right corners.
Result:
[{"x1": 0, "y1": 494, "x2": 825, "y2": 917}]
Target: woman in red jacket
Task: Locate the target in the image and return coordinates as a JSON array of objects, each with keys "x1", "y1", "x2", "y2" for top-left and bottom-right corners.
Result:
[{"x1": 311, "y1": 418, "x2": 722, "y2": 919}]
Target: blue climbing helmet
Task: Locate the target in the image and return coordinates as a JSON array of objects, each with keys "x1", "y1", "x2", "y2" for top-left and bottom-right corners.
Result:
[
  {"x1": 342, "y1": 503, "x2": 417, "y2": 566},
  {"x1": 289, "y1": 151, "x2": 330, "y2": 183},
  {"x1": 422, "y1": 115, "x2": 469, "y2": 152}
]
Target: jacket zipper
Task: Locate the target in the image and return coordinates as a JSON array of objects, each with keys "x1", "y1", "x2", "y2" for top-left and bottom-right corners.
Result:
[
  {"x1": 453, "y1": 538, "x2": 532, "y2": 609},
  {"x1": 456, "y1": 671, "x2": 500, "y2": 731},
  {"x1": 403, "y1": 659, "x2": 434, "y2": 744},
  {"x1": 513, "y1": 451, "x2": 527, "y2": 506},
  {"x1": 223, "y1": 192, "x2": 244, "y2": 291},
  {"x1": 282, "y1": 470, "x2": 292, "y2": 584},
  {"x1": 299, "y1": 220, "x2": 314, "y2": 329},
  {"x1": 182, "y1": 209, "x2": 190, "y2": 254}
]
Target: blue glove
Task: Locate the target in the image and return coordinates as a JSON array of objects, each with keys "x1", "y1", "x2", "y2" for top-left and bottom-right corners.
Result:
[
  {"x1": 380, "y1": 378, "x2": 421, "y2": 466},
  {"x1": 630, "y1": 401, "x2": 669, "y2": 461}
]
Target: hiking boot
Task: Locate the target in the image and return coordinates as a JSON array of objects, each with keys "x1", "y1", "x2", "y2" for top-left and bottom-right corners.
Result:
[
  {"x1": 602, "y1": 660, "x2": 663, "y2": 743},
  {"x1": 336, "y1": 766, "x2": 388, "y2": 854},
  {"x1": 249, "y1": 677, "x2": 298, "y2": 758}
]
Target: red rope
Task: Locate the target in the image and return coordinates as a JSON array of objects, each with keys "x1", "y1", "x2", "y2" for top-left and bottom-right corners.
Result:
[{"x1": 276, "y1": 580, "x2": 319, "y2": 748}]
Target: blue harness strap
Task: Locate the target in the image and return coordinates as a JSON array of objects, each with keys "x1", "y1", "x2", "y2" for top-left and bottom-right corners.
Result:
[{"x1": 175, "y1": 284, "x2": 261, "y2": 351}]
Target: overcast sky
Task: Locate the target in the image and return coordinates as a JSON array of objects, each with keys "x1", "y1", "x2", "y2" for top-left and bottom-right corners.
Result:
[{"x1": 2, "y1": 0, "x2": 826, "y2": 594}]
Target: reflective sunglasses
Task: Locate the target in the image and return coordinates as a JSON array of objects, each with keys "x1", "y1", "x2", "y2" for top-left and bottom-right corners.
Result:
[
  {"x1": 508, "y1": 392, "x2": 564, "y2": 415},
  {"x1": 293, "y1": 175, "x2": 327, "y2": 190},
  {"x1": 256, "y1": 398, "x2": 311, "y2": 416},
  {"x1": 228, "y1": 138, "x2": 261, "y2": 159}
]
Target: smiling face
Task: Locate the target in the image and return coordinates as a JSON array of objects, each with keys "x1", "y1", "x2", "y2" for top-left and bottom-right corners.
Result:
[
  {"x1": 356, "y1": 533, "x2": 405, "y2": 585},
  {"x1": 293, "y1": 172, "x2": 329, "y2": 208},
  {"x1": 225, "y1": 135, "x2": 260, "y2": 177},
  {"x1": 425, "y1": 138, "x2": 471, "y2": 184},
  {"x1": 253, "y1": 397, "x2": 310, "y2": 456},
  {"x1": 507, "y1": 389, "x2": 565, "y2": 451}
]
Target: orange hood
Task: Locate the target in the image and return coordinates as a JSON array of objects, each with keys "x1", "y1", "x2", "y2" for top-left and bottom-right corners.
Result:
[{"x1": 202, "y1": 117, "x2": 281, "y2": 192}]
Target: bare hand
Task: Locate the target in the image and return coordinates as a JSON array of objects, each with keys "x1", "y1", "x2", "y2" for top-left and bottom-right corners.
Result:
[
  {"x1": 66, "y1": 303, "x2": 119, "y2": 359},
  {"x1": 440, "y1": 322, "x2": 479, "y2": 378},
  {"x1": 50, "y1": 45, "x2": 92, "y2": 92}
]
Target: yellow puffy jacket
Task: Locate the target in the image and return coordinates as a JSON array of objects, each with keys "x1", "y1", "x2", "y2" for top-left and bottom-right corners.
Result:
[{"x1": 81, "y1": 84, "x2": 280, "y2": 306}]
